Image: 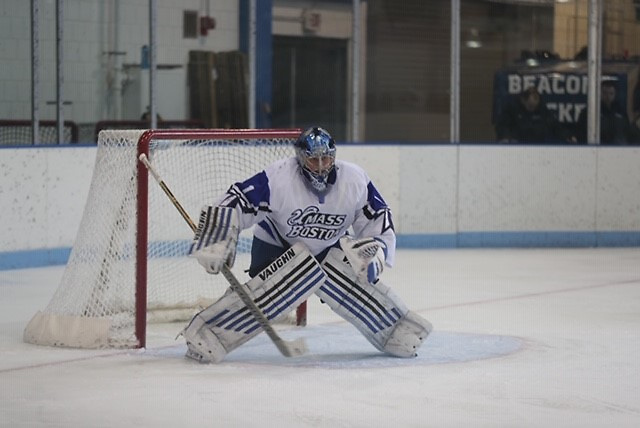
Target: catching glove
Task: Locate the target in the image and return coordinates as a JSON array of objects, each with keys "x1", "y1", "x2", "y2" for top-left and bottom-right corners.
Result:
[{"x1": 339, "y1": 236, "x2": 386, "y2": 284}]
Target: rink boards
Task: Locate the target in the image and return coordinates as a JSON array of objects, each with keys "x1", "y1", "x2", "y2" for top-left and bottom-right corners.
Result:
[{"x1": 2, "y1": 143, "x2": 640, "y2": 269}]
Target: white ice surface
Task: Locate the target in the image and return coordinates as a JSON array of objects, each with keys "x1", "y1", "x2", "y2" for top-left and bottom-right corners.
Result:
[{"x1": 1, "y1": 248, "x2": 639, "y2": 427}]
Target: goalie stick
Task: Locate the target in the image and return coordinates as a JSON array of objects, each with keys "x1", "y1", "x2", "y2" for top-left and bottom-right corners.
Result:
[{"x1": 138, "y1": 153, "x2": 307, "y2": 358}]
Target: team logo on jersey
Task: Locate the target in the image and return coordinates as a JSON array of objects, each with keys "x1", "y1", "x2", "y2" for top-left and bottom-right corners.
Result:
[{"x1": 286, "y1": 206, "x2": 346, "y2": 240}]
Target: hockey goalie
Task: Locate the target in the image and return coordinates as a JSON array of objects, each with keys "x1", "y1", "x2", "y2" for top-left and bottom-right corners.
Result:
[{"x1": 183, "y1": 126, "x2": 432, "y2": 363}]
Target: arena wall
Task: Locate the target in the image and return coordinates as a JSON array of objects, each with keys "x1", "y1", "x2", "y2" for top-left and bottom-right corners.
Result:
[{"x1": 2, "y1": 144, "x2": 640, "y2": 269}]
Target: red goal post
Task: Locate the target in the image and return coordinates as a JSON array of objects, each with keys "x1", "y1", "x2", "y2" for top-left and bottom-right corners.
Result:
[
  {"x1": 24, "y1": 128, "x2": 305, "y2": 349},
  {"x1": 134, "y1": 129, "x2": 306, "y2": 347}
]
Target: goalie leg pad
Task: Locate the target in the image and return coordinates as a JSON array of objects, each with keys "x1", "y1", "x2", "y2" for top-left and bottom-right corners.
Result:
[
  {"x1": 383, "y1": 310, "x2": 432, "y2": 358},
  {"x1": 182, "y1": 243, "x2": 326, "y2": 362},
  {"x1": 183, "y1": 312, "x2": 227, "y2": 363},
  {"x1": 317, "y1": 247, "x2": 432, "y2": 357}
]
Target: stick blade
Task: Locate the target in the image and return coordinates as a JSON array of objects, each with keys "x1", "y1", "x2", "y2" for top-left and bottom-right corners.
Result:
[{"x1": 277, "y1": 337, "x2": 308, "y2": 358}]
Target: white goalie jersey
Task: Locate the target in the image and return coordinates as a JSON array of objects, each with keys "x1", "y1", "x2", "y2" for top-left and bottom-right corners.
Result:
[{"x1": 216, "y1": 157, "x2": 397, "y2": 266}]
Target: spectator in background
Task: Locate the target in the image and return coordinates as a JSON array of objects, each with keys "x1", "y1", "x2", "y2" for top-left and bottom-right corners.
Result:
[
  {"x1": 575, "y1": 80, "x2": 631, "y2": 144},
  {"x1": 628, "y1": 69, "x2": 640, "y2": 144},
  {"x1": 632, "y1": 71, "x2": 640, "y2": 124},
  {"x1": 141, "y1": 106, "x2": 163, "y2": 122},
  {"x1": 495, "y1": 86, "x2": 575, "y2": 144}
]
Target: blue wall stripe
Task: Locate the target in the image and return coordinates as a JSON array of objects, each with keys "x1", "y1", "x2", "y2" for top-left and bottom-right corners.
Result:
[
  {"x1": 457, "y1": 231, "x2": 599, "y2": 248},
  {"x1": 0, "y1": 248, "x2": 71, "y2": 270},
  {"x1": 3, "y1": 231, "x2": 640, "y2": 271}
]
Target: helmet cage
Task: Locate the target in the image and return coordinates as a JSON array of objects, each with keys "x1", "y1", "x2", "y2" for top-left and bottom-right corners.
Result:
[{"x1": 295, "y1": 127, "x2": 336, "y2": 192}]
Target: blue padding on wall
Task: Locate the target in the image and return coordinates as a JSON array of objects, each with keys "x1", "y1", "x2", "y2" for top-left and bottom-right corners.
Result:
[
  {"x1": 0, "y1": 248, "x2": 71, "y2": 271},
  {"x1": 3, "y1": 231, "x2": 640, "y2": 271},
  {"x1": 457, "y1": 231, "x2": 598, "y2": 248},
  {"x1": 596, "y1": 231, "x2": 640, "y2": 246},
  {"x1": 396, "y1": 234, "x2": 457, "y2": 248}
]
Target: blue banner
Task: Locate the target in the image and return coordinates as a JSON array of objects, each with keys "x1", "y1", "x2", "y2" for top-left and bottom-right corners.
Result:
[{"x1": 493, "y1": 61, "x2": 639, "y2": 132}]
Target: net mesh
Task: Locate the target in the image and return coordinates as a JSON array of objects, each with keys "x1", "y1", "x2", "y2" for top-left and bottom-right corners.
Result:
[
  {"x1": 0, "y1": 121, "x2": 78, "y2": 145},
  {"x1": 24, "y1": 129, "x2": 298, "y2": 348}
]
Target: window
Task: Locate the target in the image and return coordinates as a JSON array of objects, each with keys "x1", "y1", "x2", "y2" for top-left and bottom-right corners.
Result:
[{"x1": 183, "y1": 10, "x2": 198, "y2": 39}]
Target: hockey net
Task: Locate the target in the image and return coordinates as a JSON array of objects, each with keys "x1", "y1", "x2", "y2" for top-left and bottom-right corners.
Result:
[
  {"x1": 24, "y1": 128, "x2": 302, "y2": 349},
  {"x1": 0, "y1": 120, "x2": 79, "y2": 145}
]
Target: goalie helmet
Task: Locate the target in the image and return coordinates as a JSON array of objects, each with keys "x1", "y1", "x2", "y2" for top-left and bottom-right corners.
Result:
[{"x1": 295, "y1": 127, "x2": 337, "y2": 192}]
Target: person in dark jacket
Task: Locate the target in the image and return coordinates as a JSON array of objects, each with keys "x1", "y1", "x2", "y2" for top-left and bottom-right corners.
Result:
[
  {"x1": 575, "y1": 80, "x2": 631, "y2": 145},
  {"x1": 496, "y1": 86, "x2": 574, "y2": 144}
]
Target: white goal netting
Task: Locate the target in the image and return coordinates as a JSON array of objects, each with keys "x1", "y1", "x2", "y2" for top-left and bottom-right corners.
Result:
[{"x1": 24, "y1": 128, "x2": 300, "y2": 348}]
